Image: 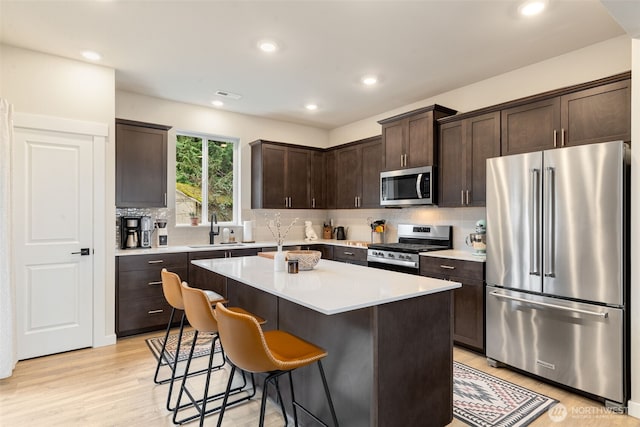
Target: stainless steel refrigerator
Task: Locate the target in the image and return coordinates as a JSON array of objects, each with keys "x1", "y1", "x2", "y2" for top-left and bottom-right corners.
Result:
[{"x1": 485, "y1": 140, "x2": 629, "y2": 406}]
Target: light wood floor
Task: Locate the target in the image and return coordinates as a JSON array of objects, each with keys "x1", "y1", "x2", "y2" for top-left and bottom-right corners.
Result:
[{"x1": 1, "y1": 330, "x2": 638, "y2": 426}]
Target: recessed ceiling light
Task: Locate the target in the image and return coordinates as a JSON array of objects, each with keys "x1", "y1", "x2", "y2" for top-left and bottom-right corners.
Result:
[
  {"x1": 258, "y1": 40, "x2": 279, "y2": 53},
  {"x1": 211, "y1": 100, "x2": 224, "y2": 107},
  {"x1": 518, "y1": 0, "x2": 546, "y2": 16},
  {"x1": 305, "y1": 104, "x2": 318, "y2": 111},
  {"x1": 361, "y1": 75, "x2": 378, "y2": 86},
  {"x1": 81, "y1": 50, "x2": 101, "y2": 61}
]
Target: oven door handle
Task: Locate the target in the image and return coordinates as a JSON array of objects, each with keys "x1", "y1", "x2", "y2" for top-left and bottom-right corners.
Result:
[
  {"x1": 416, "y1": 173, "x2": 423, "y2": 199},
  {"x1": 367, "y1": 257, "x2": 418, "y2": 269}
]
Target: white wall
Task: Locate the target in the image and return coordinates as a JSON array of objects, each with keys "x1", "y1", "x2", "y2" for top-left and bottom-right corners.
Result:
[
  {"x1": 0, "y1": 44, "x2": 116, "y2": 347},
  {"x1": 329, "y1": 35, "x2": 632, "y2": 145}
]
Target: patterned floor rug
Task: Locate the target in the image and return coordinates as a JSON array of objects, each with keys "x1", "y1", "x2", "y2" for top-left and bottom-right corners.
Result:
[
  {"x1": 146, "y1": 330, "x2": 220, "y2": 365},
  {"x1": 453, "y1": 362, "x2": 557, "y2": 427}
]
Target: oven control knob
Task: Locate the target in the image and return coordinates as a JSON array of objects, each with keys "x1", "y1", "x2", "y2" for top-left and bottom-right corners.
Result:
[
  {"x1": 399, "y1": 255, "x2": 406, "y2": 260},
  {"x1": 388, "y1": 253, "x2": 394, "y2": 258}
]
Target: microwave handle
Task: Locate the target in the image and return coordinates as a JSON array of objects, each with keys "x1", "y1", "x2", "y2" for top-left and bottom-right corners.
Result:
[{"x1": 416, "y1": 173, "x2": 423, "y2": 199}]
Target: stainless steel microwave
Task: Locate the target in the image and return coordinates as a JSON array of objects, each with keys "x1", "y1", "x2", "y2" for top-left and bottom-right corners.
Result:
[{"x1": 380, "y1": 166, "x2": 434, "y2": 206}]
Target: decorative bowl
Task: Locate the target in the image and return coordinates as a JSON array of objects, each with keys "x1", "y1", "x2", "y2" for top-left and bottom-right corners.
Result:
[{"x1": 286, "y1": 250, "x2": 322, "y2": 271}]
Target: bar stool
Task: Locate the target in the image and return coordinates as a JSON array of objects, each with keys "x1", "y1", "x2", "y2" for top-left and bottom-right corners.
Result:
[
  {"x1": 175, "y1": 282, "x2": 266, "y2": 426},
  {"x1": 154, "y1": 268, "x2": 226, "y2": 411},
  {"x1": 214, "y1": 302, "x2": 339, "y2": 427}
]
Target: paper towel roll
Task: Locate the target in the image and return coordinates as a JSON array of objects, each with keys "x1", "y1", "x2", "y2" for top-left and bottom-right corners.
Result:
[{"x1": 243, "y1": 220, "x2": 254, "y2": 242}]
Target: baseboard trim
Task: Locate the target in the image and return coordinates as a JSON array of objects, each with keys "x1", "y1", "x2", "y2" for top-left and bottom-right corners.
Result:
[
  {"x1": 628, "y1": 399, "x2": 640, "y2": 419},
  {"x1": 94, "y1": 334, "x2": 117, "y2": 348}
]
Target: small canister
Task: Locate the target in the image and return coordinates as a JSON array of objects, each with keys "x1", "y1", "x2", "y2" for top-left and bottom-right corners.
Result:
[{"x1": 287, "y1": 259, "x2": 299, "y2": 274}]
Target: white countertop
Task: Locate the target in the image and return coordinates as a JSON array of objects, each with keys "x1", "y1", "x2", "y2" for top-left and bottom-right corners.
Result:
[
  {"x1": 116, "y1": 239, "x2": 369, "y2": 256},
  {"x1": 420, "y1": 249, "x2": 486, "y2": 262},
  {"x1": 192, "y1": 256, "x2": 460, "y2": 315}
]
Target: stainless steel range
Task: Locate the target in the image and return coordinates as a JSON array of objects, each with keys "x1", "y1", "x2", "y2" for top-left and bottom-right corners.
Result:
[{"x1": 367, "y1": 224, "x2": 452, "y2": 274}]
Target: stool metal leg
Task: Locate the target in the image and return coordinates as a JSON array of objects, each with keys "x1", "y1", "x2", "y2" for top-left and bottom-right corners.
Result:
[
  {"x1": 216, "y1": 364, "x2": 236, "y2": 427},
  {"x1": 288, "y1": 362, "x2": 339, "y2": 427},
  {"x1": 165, "y1": 312, "x2": 187, "y2": 410},
  {"x1": 317, "y1": 360, "x2": 339, "y2": 427},
  {"x1": 153, "y1": 307, "x2": 177, "y2": 384}
]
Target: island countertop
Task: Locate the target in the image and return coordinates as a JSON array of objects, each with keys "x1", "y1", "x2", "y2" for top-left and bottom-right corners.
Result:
[{"x1": 191, "y1": 256, "x2": 460, "y2": 315}]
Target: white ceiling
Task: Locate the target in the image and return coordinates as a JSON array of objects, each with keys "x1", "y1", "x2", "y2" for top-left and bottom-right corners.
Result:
[{"x1": 0, "y1": 1, "x2": 628, "y2": 129}]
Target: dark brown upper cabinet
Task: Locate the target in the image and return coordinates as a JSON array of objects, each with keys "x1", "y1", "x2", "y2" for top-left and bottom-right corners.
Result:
[
  {"x1": 333, "y1": 136, "x2": 382, "y2": 209},
  {"x1": 501, "y1": 76, "x2": 630, "y2": 155},
  {"x1": 116, "y1": 119, "x2": 171, "y2": 208},
  {"x1": 310, "y1": 150, "x2": 326, "y2": 209},
  {"x1": 324, "y1": 149, "x2": 337, "y2": 209},
  {"x1": 560, "y1": 79, "x2": 631, "y2": 147},
  {"x1": 439, "y1": 112, "x2": 500, "y2": 207},
  {"x1": 378, "y1": 105, "x2": 456, "y2": 171},
  {"x1": 251, "y1": 140, "x2": 324, "y2": 209}
]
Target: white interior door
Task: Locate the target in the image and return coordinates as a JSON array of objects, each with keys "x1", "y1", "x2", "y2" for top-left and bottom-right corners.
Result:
[{"x1": 12, "y1": 127, "x2": 94, "y2": 359}]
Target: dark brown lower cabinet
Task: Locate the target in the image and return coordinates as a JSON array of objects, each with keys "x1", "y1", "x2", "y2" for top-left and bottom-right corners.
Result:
[
  {"x1": 420, "y1": 256, "x2": 485, "y2": 353},
  {"x1": 116, "y1": 252, "x2": 188, "y2": 337},
  {"x1": 333, "y1": 246, "x2": 367, "y2": 266},
  {"x1": 302, "y1": 244, "x2": 334, "y2": 261},
  {"x1": 116, "y1": 248, "x2": 259, "y2": 337}
]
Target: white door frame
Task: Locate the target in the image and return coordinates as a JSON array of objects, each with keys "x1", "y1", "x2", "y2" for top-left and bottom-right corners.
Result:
[{"x1": 13, "y1": 113, "x2": 114, "y2": 349}]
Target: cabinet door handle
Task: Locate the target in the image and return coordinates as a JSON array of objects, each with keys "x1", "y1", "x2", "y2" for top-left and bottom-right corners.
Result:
[
  {"x1": 148, "y1": 281, "x2": 162, "y2": 286},
  {"x1": 440, "y1": 265, "x2": 455, "y2": 270},
  {"x1": 148, "y1": 260, "x2": 164, "y2": 264},
  {"x1": 561, "y1": 128, "x2": 565, "y2": 147},
  {"x1": 461, "y1": 190, "x2": 464, "y2": 206},
  {"x1": 148, "y1": 309, "x2": 164, "y2": 314},
  {"x1": 553, "y1": 129, "x2": 558, "y2": 148},
  {"x1": 164, "y1": 192, "x2": 167, "y2": 206},
  {"x1": 466, "y1": 190, "x2": 469, "y2": 205},
  {"x1": 312, "y1": 198, "x2": 316, "y2": 208}
]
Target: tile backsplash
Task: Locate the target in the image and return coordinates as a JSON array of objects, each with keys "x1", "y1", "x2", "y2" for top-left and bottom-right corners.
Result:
[{"x1": 116, "y1": 206, "x2": 485, "y2": 253}]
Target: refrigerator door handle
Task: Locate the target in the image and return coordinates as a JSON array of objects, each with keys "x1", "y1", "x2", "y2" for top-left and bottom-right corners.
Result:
[
  {"x1": 530, "y1": 168, "x2": 540, "y2": 276},
  {"x1": 544, "y1": 167, "x2": 556, "y2": 277},
  {"x1": 489, "y1": 291, "x2": 609, "y2": 318}
]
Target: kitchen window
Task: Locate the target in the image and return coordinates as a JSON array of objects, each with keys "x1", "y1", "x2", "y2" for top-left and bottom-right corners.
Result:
[{"x1": 175, "y1": 131, "x2": 238, "y2": 225}]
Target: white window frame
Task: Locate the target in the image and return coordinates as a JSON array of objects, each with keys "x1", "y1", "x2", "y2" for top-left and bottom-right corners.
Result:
[{"x1": 175, "y1": 130, "x2": 239, "y2": 225}]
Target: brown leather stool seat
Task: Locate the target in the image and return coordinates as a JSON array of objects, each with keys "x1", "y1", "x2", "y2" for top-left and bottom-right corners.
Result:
[
  {"x1": 215, "y1": 302, "x2": 339, "y2": 427},
  {"x1": 154, "y1": 269, "x2": 226, "y2": 412},
  {"x1": 174, "y1": 282, "x2": 265, "y2": 426}
]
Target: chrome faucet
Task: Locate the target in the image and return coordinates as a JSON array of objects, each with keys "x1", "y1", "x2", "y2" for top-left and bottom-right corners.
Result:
[{"x1": 209, "y1": 213, "x2": 219, "y2": 244}]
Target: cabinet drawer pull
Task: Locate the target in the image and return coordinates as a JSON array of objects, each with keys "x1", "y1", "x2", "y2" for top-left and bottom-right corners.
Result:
[
  {"x1": 148, "y1": 260, "x2": 164, "y2": 264},
  {"x1": 344, "y1": 251, "x2": 354, "y2": 256},
  {"x1": 439, "y1": 265, "x2": 455, "y2": 270},
  {"x1": 148, "y1": 281, "x2": 162, "y2": 286},
  {"x1": 148, "y1": 309, "x2": 164, "y2": 314}
]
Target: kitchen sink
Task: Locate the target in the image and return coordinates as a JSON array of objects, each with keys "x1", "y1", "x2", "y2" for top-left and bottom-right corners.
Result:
[
  {"x1": 343, "y1": 240, "x2": 370, "y2": 247},
  {"x1": 188, "y1": 243, "x2": 246, "y2": 249}
]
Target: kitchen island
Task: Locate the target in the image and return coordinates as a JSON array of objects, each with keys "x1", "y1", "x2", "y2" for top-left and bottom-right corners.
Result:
[{"x1": 192, "y1": 256, "x2": 460, "y2": 427}]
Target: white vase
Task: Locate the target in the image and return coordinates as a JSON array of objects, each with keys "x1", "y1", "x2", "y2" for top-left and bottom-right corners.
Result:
[{"x1": 274, "y1": 245, "x2": 286, "y2": 272}]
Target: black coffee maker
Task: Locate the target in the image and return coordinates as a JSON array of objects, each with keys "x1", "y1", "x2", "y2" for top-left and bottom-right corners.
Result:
[
  {"x1": 335, "y1": 226, "x2": 347, "y2": 240},
  {"x1": 120, "y1": 216, "x2": 141, "y2": 249}
]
